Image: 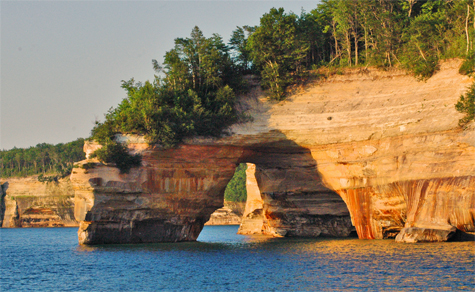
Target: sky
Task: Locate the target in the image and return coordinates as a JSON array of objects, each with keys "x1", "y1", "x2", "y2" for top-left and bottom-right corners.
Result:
[{"x1": 1, "y1": 0, "x2": 321, "y2": 150}]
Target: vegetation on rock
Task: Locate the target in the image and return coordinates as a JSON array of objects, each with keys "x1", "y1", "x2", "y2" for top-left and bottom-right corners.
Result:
[
  {"x1": 247, "y1": 0, "x2": 474, "y2": 97},
  {"x1": 89, "y1": 142, "x2": 141, "y2": 174},
  {"x1": 91, "y1": 1, "x2": 474, "y2": 168},
  {"x1": 456, "y1": 81, "x2": 475, "y2": 126},
  {"x1": 90, "y1": 27, "x2": 247, "y2": 170},
  {"x1": 459, "y1": 52, "x2": 475, "y2": 76}
]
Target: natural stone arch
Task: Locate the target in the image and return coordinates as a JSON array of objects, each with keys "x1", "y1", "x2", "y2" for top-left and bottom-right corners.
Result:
[
  {"x1": 71, "y1": 61, "x2": 475, "y2": 244},
  {"x1": 238, "y1": 146, "x2": 355, "y2": 237},
  {"x1": 71, "y1": 141, "x2": 356, "y2": 244}
]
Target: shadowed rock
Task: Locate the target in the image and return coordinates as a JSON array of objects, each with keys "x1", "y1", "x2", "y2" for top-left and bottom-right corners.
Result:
[{"x1": 71, "y1": 60, "x2": 474, "y2": 244}]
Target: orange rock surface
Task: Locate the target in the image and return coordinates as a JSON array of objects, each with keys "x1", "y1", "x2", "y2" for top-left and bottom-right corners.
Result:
[
  {"x1": 0, "y1": 177, "x2": 77, "y2": 228},
  {"x1": 71, "y1": 59, "x2": 474, "y2": 244}
]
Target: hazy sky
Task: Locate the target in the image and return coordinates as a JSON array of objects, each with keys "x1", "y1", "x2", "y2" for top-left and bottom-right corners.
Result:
[{"x1": 1, "y1": 0, "x2": 320, "y2": 150}]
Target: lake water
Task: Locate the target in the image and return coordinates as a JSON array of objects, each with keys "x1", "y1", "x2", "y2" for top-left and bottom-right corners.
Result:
[{"x1": 1, "y1": 226, "x2": 474, "y2": 291}]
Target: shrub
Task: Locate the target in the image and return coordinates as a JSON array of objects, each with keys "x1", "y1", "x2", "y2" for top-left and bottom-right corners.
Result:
[
  {"x1": 89, "y1": 142, "x2": 141, "y2": 174},
  {"x1": 455, "y1": 81, "x2": 475, "y2": 127},
  {"x1": 401, "y1": 53, "x2": 440, "y2": 81},
  {"x1": 459, "y1": 53, "x2": 475, "y2": 76}
]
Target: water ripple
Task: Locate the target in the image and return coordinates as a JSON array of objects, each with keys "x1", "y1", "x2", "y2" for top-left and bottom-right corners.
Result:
[{"x1": 0, "y1": 226, "x2": 474, "y2": 291}]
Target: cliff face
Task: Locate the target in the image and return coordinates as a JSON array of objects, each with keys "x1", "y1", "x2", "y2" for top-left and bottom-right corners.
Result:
[
  {"x1": 238, "y1": 164, "x2": 265, "y2": 234},
  {"x1": 205, "y1": 201, "x2": 245, "y2": 225},
  {"x1": 71, "y1": 59, "x2": 474, "y2": 244},
  {"x1": 238, "y1": 163, "x2": 354, "y2": 237},
  {"x1": 71, "y1": 145, "x2": 248, "y2": 244},
  {"x1": 0, "y1": 177, "x2": 77, "y2": 228}
]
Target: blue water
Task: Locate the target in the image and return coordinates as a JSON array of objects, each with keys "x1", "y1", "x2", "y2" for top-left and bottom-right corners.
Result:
[{"x1": 1, "y1": 226, "x2": 474, "y2": 291}]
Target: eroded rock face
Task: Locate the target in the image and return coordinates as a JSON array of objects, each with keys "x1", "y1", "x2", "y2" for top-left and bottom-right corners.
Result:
[
  {"x1": 71, "y1": 145, "x2": 249, "y2": 244},
  {"x1": 205, "y1": 201, "x2": 245, "y2": 225},
  {"x1": 72, "y1": 59, "x2": 474, "y2": 244},
  {"x1": 238, "y1": 164, "x2": 265, "y2": 235},
  {"x1": 246, "y1": 151, "x2": 353, "y2": 237},
  {"x1": 395, "y1": 226, "x2": 457, "y2": 243},
  {"x1": 0, "y1": 182, "x2": 8, "y2": 226},
  {"x1": 0, "y1": 177, "x2": 77, "y2": 228}
]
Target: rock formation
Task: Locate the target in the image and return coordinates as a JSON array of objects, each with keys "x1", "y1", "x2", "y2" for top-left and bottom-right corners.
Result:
[
  {"x1": 0, "y1": 182, "x2": 8, "y2": 226},
  {"x1": 205, "y1": 201, "x2": 245, "y2": 225},
  {"x1": 0, "y1": 177, "x2": 77, "y2": 228},
  {"x1": 71, "y1": 59, "x2": 474, "y2": 244},
  {"x1": 238, "y1": 162, "x2": 353, "y2": 237},
  {"x1": 238, "y1": 164, "x2": 266, "y2": 235},
  {"x1": 71, "y1": 144, "x2": 248, "y2": 244}
]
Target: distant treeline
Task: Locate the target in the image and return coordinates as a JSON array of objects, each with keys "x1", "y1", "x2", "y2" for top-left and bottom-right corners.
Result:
[{"x1": 0, "y1": 138, "x2": 85, "y2": 179}]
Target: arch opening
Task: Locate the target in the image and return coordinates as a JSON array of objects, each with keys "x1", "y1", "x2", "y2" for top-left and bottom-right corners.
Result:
[{"x1": 205, "y1": 146, "x2": 357, "y2": 239}]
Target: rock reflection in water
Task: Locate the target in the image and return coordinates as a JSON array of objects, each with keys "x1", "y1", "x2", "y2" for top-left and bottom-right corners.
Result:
[{"x1": 1, "y1": 226, "x2": 474, "y2": 291}]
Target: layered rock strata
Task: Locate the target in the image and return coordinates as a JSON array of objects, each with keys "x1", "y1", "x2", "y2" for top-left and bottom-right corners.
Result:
[
  {"x1": 71, "y1": 59, "x2": 474, "y2": 244},
  {"x1": 238, "y1": 163, "x2": 354, "y2": 237},
  {"x1": 0, "y1": 177, "x2": 77, "y2": 228},
  {"x1": 238, "y1": 164, "x2": 266, "y2": 234},
  {"x1": 71, "y1": 144, "x2": 249, "y2": 244},
  {"x1": 205, "y1": 201, "x2": 245, "y2": 225}
]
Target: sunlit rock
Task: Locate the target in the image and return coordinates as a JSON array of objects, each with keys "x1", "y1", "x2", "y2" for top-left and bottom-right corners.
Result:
[
  {"x1": 0, "y1": 177, "x2": 77, "y2": 228},
  {"x1": 205, "y1": 201, "x2": 245, "y2": 225},
  {"x1": 71, "y1": 59, "x2": 474, "y2": 244}
]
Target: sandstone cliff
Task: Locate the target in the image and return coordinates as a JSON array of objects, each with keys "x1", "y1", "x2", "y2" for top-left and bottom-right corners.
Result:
[
  {"x1": 205, "y1": 201, "x2": 245, "y2": 225},
  {"x1": 71, "y1": 59, "x2": 474, "y2": 244},
  {"x1": 0, "y1": 177, "x2": 77, "y2": 228}
]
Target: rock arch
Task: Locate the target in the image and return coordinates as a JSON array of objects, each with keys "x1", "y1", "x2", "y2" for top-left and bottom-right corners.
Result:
[
  {"x1": 238, "y1": 163, "x2": 354, "y2": 237},
  {"x1": 71, "y1": 60, "x2": 475, "y2": 244}
]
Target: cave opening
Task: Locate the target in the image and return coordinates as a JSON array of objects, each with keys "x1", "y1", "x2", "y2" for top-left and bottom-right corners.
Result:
[
  {"x1": 205, "y1": 160, "x2": 357, "y2": 239},
  {"x1": 205, "y1": 163, "x2": 248, "y2": 227}
]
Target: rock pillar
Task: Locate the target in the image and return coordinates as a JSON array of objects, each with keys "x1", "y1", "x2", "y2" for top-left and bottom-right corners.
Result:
[{"x1": 71, "y1": 143, "x2": 247, "y2": 244}]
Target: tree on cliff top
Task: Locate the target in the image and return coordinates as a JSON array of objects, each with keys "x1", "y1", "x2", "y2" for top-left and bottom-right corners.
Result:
[
  {"x1": 247, "y1": 8, "x2": 309, "y2": 100},
  {"x1": 0, "y1": 138, "x2": 85, "y2": 179},
  {"x1": 90, "y1": 27, "x2": 245, "y2": 172},
  {"x1": 89, "y1": 2, "x2": 475, "y2": 173},
  {"x1": 91, "y1": 26, "x2": 243, "y2": 148}
]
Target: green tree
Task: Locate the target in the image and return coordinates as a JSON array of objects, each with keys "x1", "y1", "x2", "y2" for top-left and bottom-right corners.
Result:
[
  {"x1": 0, "y1": 138, "x2": 85, "y2": 179},
  {"x1": 248, "y1": 8, "x2": 309, "y2": 100},
  {"x1": 229, "y1": 26, "x2": 256, "y2": 73},
  {"x1": 456, "y1": 81, "x2": 475, "y2": 126},
  {"x1": 90, "y1": 26, "x2": 244, "y2": 169},
  {"x1": 224, "y1": 163, "x2": 247, "y2": 202}
]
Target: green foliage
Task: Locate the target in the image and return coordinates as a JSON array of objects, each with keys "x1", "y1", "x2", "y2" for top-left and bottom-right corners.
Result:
[
  {"x1": 460, "y1": 52, "x2": 475, "y2": 76},
  {"x1": 0, "y1": 138, "x2": 85, "y2": 178},
  {"x1": 90, "y1": 1, "x2": 474, "y2": 158},
  {"x1": 456, "y1": 81, "x2": 475, "y2": 127},
  {"x1": 229, "y1": 26, "x2": 256, "y2": 74},
  {"x1": 248, "y1": 8, "x2": 309, "y2": 100},
  {"x1": 90, "y1": 142, "x2": 141, "y2": 174},
  {"x1": 80, "y1": 162, "x2": 96, "y2": 170},
  {"x1": 399, "y1": 0, "x2": 451, "y2": 79},
  {"x1": 38, "y1": 173, "x2": 60, "y2": 183},
  {"x1": 224, "y1": 163, "x2": 247, "y2": 202},
  {"x1": 242, "y1": 1, "x2": 473, "y2": 98},
  {"x1": 243, "y1": 0, "x2": 473, "y2": 87},
  {"x1": 401, "y1": 54, "x2": 440, "y2": 81},
  {"x1": 92, "y1": 26, "x2": 243, "y2": 150}
]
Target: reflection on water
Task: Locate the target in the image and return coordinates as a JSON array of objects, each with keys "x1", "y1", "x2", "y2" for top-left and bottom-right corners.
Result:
[{"x1": 1, "y1": 226, "x2": 474, "y2": 291}]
